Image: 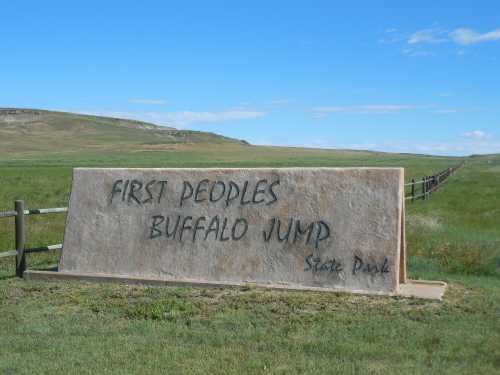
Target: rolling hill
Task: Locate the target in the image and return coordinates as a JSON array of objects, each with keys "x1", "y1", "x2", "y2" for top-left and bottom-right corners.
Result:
[{"x1": 0, "y1": 108, "x2": 247, "y2": 155}]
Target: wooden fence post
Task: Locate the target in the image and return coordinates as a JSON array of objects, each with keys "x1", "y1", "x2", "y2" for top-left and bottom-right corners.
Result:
[
  {"x1": 411, "y1": 178, "x2": 415, "y2": 203},
  {"x1": 422, "y1": 176, "x2": 426, "y2": 201},
  {"x1": 15, "y1": 200, "x2": 26, "y2": 277},
  {"x1": 426, "y1": 176, "x2": 429, "y2": 198}
]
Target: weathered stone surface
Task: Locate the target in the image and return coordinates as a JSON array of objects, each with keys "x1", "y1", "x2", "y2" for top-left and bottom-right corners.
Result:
[{"x1": 60, "y1": 167, "x2": 404, "y2": 295}]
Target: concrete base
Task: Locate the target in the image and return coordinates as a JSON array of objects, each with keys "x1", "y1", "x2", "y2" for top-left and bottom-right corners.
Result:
[
  {"x1": 398, "y1": 279, "x2": 447, "y2": 300},
  {"x1": 23, "y1": 270, "x2": 447, "y2": 300}
]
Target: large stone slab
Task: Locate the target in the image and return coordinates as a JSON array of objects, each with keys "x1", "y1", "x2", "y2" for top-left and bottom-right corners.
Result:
[{"x1": 60, "y1": 168, "x2": 405, "y2": 295}]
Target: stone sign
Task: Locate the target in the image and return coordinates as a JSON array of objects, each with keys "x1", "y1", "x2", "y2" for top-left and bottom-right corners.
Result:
[{"x1": 57, "y1": 167, "x2": 406, "y2": 295}]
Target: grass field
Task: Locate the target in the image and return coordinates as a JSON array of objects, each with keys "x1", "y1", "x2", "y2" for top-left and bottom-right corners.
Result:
[{"x1": 1, "y1": 143, "x2": 499, "y2": 374}]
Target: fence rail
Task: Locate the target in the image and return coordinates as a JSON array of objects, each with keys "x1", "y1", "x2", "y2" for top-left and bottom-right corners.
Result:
[
  {"x1": 0, "y1": 162, "x2": 465, "y2": 277},
  {"x1": 0, "y1": 207, "x2": 67, "y2": 218}
]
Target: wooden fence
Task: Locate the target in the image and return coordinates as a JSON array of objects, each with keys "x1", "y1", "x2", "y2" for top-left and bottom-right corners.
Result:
[
  {"x1": 0, "y1": 201, "x2": 66, "y2": 276},
  {"x1": 404, "y1": 162, "x2": 464, "y2": 202},
  {"x1": 0, "y1": 162, "x2": 464, "y2": 277}
]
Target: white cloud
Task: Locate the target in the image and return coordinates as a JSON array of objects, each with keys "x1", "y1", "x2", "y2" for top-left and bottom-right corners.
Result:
[
  {"x1": 378, "y1": 28, "x2": 405, "y2": 44},
  {"x1": 252, "y1": 138, "x2": 500, "y2": 156},
  {"x1": 269, "y1": 99, "x2": 292, "y2": 106},
  {"x1": 449, "y1": 28, "x2": 500, "y2": 45},
  {"x1": 129, "y1": 99, "x2": 167, "y2": 105},
  {"x1": 163, "y1": 110, "x2": 266, "y2": 126},
  {"x1": 80, "y1": 109, "x2": 266, "y2": 128},
  {"x1": 463, "y1": 130, "x2": 490, "y2": 140},
  {"x1": 383, "y1": 26, "x2": 500, "y2": 56},
  {"x1": 407, "y1": 27, "x2": 500, "y2": 46},
  {"x1": 402, "y1": 48, "x2": 433, "y2": 57},
  {"x1": 408, "y1": 28, "x2": 448, "y2": 44},
  {"x1": 432, "y1": 109, "x2": 458, "y2": 114},
  {"x1": 341, "y1": 138, "x2": 500, "y2": 156},
  {"x1": 249, "y1": 129, "x2": 499, "y2": 156},
  {"x1": 312, "y1": 104, "x2": 416, "y2": 115}
]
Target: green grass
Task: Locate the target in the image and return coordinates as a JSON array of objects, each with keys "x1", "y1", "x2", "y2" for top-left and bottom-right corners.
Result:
[
  {"x1": 1, "y1": 143, "x2": 499, "y2": 374},
  {"x1": 1, "y1": 279, "x2": 499, "y2": 374}
]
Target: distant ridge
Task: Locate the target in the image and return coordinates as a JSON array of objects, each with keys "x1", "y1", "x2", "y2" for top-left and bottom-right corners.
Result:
[{"x1": 0, "y1": 108, "x2": 248, "y2": 154}]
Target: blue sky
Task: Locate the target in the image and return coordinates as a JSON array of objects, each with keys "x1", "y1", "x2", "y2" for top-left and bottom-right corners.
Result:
[{"x1": 1, "y1": 1, "x2": 499, "y2": 155}]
